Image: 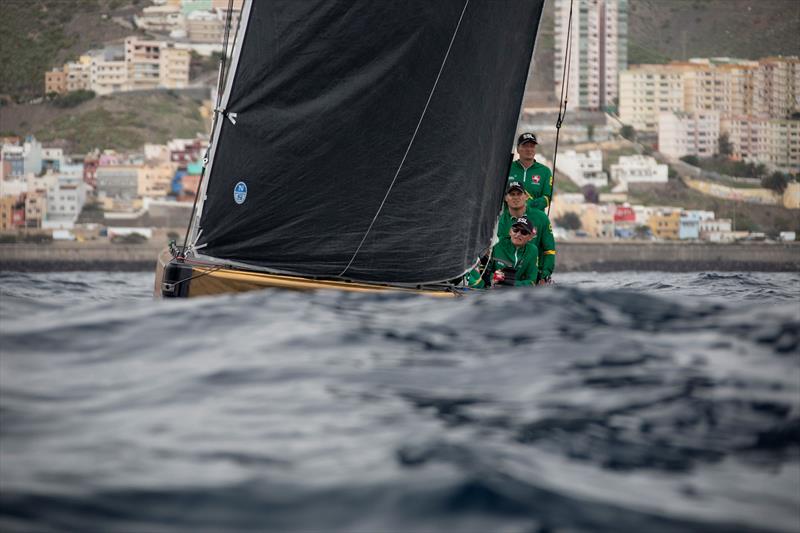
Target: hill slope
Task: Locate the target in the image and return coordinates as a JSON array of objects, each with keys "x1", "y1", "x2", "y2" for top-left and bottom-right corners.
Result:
[
  {"x1": 0, "y1": 0, "x2": 151, "y2": 101},
  {"x1": 0, "y1": 91, "x2": 210, "y2": 153}
]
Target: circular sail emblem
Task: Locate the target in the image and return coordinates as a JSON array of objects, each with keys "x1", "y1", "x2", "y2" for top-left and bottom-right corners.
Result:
[{"x1": 233, "y1": 181, "x2": 248, "y2": 204}]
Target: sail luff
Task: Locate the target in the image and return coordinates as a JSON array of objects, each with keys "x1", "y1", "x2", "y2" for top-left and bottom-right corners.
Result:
[{"x1": 188, "y1": 0, "x2": 254, "y2": 253}]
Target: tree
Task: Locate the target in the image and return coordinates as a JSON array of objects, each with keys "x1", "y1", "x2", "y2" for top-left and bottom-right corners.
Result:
[
  {"x1": 680, "y1": 155, "x2": 700, "y2": 166},
  {"x1": 555, "y1": 212, "x2": 582, "y2": 231},
  {"x1": 620, "y1": 125, "x2": 636, "y2": 141},
  {"x1": 762, "y1": 172, "x2": 790, "y2": 194},
  {"x1": 634, "y1": 225, "x2": 652, "y2": 240},
  {"x1": 717, "y1": 132, "x2": 733, "y2": 157},
  {"x1": 582, "y1": 184, "x2": 599, "y2": 204}
]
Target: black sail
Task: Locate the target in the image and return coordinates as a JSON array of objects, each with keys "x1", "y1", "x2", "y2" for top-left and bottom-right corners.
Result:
[{"x1": 194, "y1": 0, "x2": 545, "y2": 284}]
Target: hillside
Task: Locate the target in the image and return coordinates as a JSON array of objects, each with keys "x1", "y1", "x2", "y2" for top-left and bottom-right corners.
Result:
[
  {"x1": 0, "y1": 91, "x2": 210, "y2": 153},
  {"x1": 628, "y1": 0, "x2": 800, "y2": 64},
  {"x1": 0, "y1": 0, "x2": 152, "y2": 101}
]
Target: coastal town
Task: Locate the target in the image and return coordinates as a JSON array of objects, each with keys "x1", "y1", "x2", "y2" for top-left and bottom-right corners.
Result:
[{"x1": 0, "y1": 0, "x2": 798, "y2": 249}]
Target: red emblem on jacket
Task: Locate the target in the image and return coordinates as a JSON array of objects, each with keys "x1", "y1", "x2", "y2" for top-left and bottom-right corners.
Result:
[
  {"x1": 531, "y1": 227, "x2": 538, "y2": 237},
  {"x1": 532, "y1": 175, "x2": 541, "y2": 184}
]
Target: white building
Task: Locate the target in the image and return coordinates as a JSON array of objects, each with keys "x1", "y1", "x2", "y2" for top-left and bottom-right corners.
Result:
[
  {"x1": 134, "y1": 4, "x2": 184, "y2": 33},
  {"x1": 610, "y1": 155, "x2": 668, "y2": 192},
  {"x1": 554, "y1": 0, "x2": 628, "y2": 111},
  {"x1": 658, "y1": 111, "x2": 720, "y2": 159},
  {"x1": 46, "y1": 175, "x2": 87, "y2": 227},
  {"x1": 556, "y1": 150, "x2": 608, "y2": 188},
  {"x1": 700, "y1": 218, "x2": 734, "y2": 242}
]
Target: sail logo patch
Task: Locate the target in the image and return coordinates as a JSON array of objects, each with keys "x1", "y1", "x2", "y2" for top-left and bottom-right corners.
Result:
[{"x1": 233, "y1": 181, "x2": 248, "y2": 204}]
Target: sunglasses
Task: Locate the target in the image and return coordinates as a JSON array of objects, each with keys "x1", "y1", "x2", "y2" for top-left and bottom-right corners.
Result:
[{"x1": 511, "y1": 227, "x2": 531, "y2": 236}]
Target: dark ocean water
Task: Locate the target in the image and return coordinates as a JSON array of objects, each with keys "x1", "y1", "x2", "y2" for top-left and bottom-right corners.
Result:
[{"x1": 0, "y1": 271, "x2": 798, "y2": 533}]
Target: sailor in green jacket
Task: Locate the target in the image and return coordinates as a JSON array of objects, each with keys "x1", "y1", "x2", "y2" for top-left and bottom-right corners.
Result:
[
  {"x1": 508, "y1": 132, "x2": 553, "y2": 211},
  {"x1": 497, "y1": 181, "x2": 556, "y2": 282},
  {"x1": 465, "y1": 217, "x2": 538, "y2": 289},
  {"x1": 491, "y1": 217, "x2": 539, "y2": 287}
]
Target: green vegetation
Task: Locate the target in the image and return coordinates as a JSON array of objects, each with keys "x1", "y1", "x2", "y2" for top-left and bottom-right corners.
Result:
[
  {"x1": 680, "y1": 155, "x2": 798, "y2": 189},
  {"x1": 555, "y1": 212, "x2": 582, "y2": 231},
  {"x1": 0, "y1": 0, "x2": 143, "y2": 101},
  {"x1": 29, "y1": 92, "x2": 209, "y2": 153},
  {"x1": 628, "y1": 0, "x2": 799, "y2": 64},
  {"x1": 50, "y1": 90, "x2": 96, "y2": 108},
  {"x1": 761, "y1": 172, "x2": 792, "y2": 194},
  {"x1": 627, "y1": 41, "x2": 670, "y2": 65}
]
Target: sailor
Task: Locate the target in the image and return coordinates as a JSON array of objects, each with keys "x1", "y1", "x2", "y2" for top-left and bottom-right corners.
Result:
[
  {"x1": 497, "y1": 181, "x2": 556, "y2": 283},
  {"x1": 489, "y1": 216, "x2": 539, "y2": 287},
  {"x1": 508, "y1": 132, "x2": 553, "y2": 211}
]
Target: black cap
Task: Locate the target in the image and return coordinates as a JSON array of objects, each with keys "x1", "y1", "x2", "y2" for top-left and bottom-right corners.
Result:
[
  {"x1": 511, "y1": 216, "x2": 534, "y2": 234},
  {"x1": 506, "y1": 181, "x2": 525, "y2": 193},
  {"x1": 517, "y1": 132, "x2": 538, "y2": 145}
]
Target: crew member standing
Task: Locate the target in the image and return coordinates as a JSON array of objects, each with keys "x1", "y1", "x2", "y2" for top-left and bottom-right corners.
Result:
[{"x1": 508, "y1": 132, "x2": 553, "y2": 211}]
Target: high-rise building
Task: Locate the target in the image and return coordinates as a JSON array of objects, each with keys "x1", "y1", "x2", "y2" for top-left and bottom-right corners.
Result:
[{"x1": 554, "y1": 0, "x2": 628, "y2": 111}]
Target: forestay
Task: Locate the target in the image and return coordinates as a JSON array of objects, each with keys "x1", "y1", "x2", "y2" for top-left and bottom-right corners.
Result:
[{"x1": 190, "y1": 0, "x2": 545, "y2": 284}]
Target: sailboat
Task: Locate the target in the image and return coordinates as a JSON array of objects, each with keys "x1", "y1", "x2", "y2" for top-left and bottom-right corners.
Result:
[{"x1": 155, "y1": 0, "x2": 546, "y2": 298}]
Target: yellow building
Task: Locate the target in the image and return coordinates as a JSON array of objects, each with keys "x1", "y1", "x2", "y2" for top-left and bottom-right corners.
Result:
[
  {"x1": 45, "y1": 69, "x2": 67, "y2": 95},
  {"x1": 648, "y1": 210, "x2": 681, "y2": 240},
  {"x1": 784, "y1": 182, "x2": 800, "y2": 210},
  {"x1": 581, "y1": 204, "x2": 615, "y2": 239},
  {"x1": 138, "y1": 162, "x2": 178, "y2": 198}
]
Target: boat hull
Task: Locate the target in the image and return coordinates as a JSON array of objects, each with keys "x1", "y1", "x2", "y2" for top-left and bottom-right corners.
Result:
[{"x1": 154, "y1": 249, "x2": 457, "y2": 298}]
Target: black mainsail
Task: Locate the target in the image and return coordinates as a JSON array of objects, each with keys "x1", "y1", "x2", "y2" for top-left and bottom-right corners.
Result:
[{"x1": 189, "y1": 0, "x2": 545, "y2": 285}]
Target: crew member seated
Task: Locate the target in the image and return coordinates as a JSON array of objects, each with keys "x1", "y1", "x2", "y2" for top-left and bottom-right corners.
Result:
[
  {"x1": 465, "y1": 217, "x2": 538, "y2": 288},
  {"x1": 498, "y1": 181, "x2": 556, "y2": 283}
]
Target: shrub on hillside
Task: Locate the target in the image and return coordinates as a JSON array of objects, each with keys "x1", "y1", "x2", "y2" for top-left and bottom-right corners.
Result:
[
  {"x1": 555, "y1": 212, "x2": 582, "y2": 231},
  {"x1": 761, "y1": 172, "x2": 790, "y2": 194},
  {"x1": 51, "y1": 90, "x2": 95, "y2": 108}
]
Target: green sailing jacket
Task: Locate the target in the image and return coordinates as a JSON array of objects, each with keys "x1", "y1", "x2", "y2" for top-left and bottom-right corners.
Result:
[
  {"x1": 464, "y1": 238, "x2": 538, "y2": 289},
  {"x1": 496, "y1": 206, "x2": 556, "y2": 279},
  {"x1": 508, "y1": 159, "x2": 553, "y2": 211},
  {"x1": 490, "y1": 236, "x2": 538, "y2": 287}
]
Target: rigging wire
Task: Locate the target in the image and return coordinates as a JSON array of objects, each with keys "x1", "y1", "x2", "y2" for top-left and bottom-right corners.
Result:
[
  {"x1": 338, "y1": 0, "x2": 471, "y2": 278},
  {"x1": 548, "y1": 0, "x2": 574, "y2": 217},
  {"x1": 179, "y1": 0, "x2": 239, "y2": 258}
]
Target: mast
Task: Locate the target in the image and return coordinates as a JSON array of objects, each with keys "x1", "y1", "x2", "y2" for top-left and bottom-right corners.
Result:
[{"x1": 186, "y1": 0, "x2": 253, "y2": 254}]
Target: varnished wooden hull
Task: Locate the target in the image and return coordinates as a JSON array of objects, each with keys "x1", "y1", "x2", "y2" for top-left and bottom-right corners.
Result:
[{"x1": 154, "y1": 249, "x2": 456, "y2": 298}]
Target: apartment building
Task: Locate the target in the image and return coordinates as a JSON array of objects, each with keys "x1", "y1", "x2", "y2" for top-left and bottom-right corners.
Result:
[
  {"x1": 90, "y1": 46, "x2": 127, "y2": 95},
  {"x1": 125, "y1": 37, "x2": 190, "y2": 91},
  {"x1": 621, "y1": 57, "x2": 799, "y2": 133},
  {"x1": 752, "y1": 57, "x2": 800, "y2": 119},
  {"x1": 723, "y1": 116, "x2": 800, "y2": 172},
  {"x1": 138, "y1": 162, "x2": 179, "y2": 198},
  {"x1": 96, "y1": 165, "x2": 141, "y2": 199},
  {"x1": 619, "y1": 64, "x2": 688, "y2": 131},
  {"x1": 554, "y1": 0, "x2": 628, "y2": 111},
  {"x1": 658, "y1": 111, "x2": 720, "y2": 159}
]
